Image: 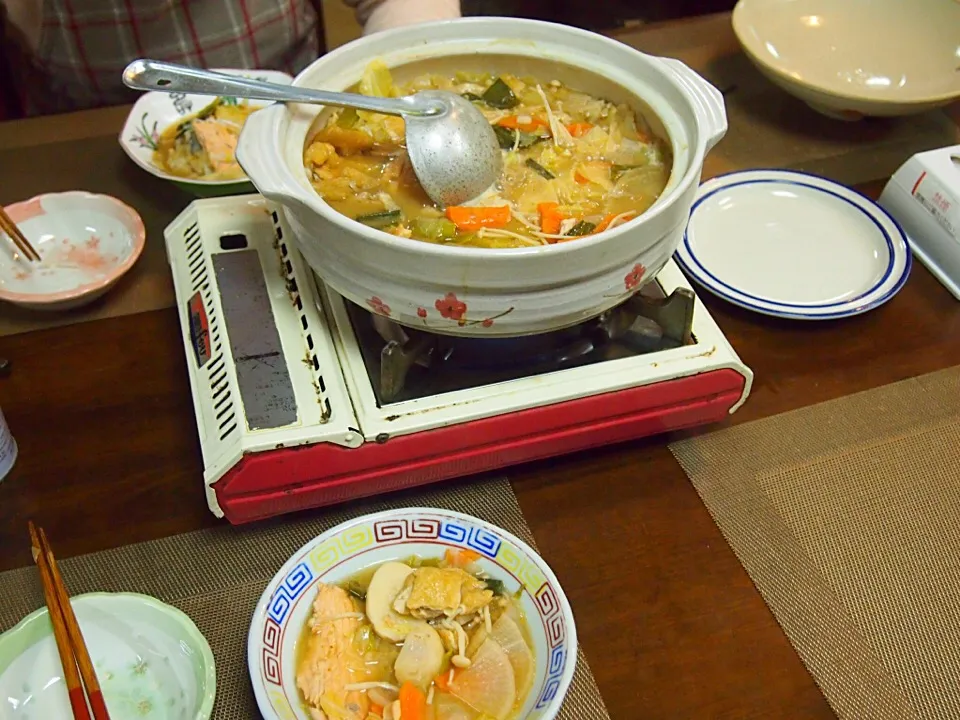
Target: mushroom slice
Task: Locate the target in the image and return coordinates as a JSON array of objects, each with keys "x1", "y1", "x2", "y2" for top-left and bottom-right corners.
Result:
[{"x1": 365, "y1": 562, "x2": 430, "y2": 642}]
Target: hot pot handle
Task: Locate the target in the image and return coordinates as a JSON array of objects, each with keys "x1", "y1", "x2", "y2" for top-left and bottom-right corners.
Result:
[
  {"x1": 657, "y1": 57, "x2": 728, "y2": 154},
  {"x1": 235, "y1": 104, "x2": 312, "y2": 212}
]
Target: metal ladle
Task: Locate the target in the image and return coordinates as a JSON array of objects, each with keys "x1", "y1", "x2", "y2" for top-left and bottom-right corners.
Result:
[{"x1": 121, "y1": 59, "x2": 503, "y2": 207}]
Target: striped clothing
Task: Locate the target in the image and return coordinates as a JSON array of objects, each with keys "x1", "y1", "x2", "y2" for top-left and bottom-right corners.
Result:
[{"x1": 1, "y1": 0, "x2": 460, "y2": 116}]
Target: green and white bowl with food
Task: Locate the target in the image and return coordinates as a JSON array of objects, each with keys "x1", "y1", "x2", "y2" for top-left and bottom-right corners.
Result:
[
  {"x1": 0, "y1": 592, "x2": 216, "y2": 719},
  {"x1": 119, "y1": 68, "x2": 293, "y2": 197},
  {"x1": 248, "y1": 508, "x2": 578, "y2": 720}
]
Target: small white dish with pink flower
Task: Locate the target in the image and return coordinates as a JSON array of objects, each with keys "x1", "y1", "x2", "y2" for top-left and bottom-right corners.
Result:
[{"x1": 0, "y1": 191, "x2": 146, "y2": 311}]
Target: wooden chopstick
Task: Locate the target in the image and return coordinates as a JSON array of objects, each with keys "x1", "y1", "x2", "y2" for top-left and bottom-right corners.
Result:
[
  {"x1": 29, "y1": 522, "x2": 111, "y2": 720},
  {"x1": 29, "y1": 522, "x2": 91, "y2": 720},
  {"x1": 0, "y1": 206, "x2": 41, "y2": 262}
]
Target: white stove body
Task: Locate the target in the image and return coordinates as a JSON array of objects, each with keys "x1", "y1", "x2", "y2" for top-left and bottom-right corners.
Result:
[{"x1": 164, "y1": 195, "x2": 752, "y2": 520}]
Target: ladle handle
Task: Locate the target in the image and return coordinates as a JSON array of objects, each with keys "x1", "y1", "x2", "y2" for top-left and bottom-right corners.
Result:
[{"x1": 122, "y1": 59, "x2": 434, "y2": 117}]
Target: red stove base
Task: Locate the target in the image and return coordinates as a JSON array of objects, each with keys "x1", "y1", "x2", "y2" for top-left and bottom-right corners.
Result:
[{"x1": 213, "y1": 368, "x2": 746, "y2": 523}]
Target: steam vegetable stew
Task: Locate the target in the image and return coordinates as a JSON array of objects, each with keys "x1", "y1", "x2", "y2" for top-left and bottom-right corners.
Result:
[
  {"x1": 303, "y1": 61, "x2": 672, "y2": 248},
  {"x1": 296, "y1": 550, "x2": 536, "y2": 719}
]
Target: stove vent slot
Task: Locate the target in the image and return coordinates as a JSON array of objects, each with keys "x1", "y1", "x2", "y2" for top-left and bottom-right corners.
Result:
[
  {"x1": 181, "y1": 220, "x2": 237, "y2": 443},
  {"x1": 272, "y1": 213, "x2": 332, "y2": 422}
]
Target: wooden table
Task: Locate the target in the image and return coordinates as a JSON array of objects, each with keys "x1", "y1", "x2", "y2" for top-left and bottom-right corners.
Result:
[{"x1": 1, "y1": 13, "x2": 959, "y2": 720}]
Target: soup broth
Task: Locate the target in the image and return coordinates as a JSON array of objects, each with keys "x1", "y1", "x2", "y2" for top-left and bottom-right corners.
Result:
[
  {"x1": 303, "y1": 59, "x2": 672, "y2": 248},
  {"x1": 295, "y1": 550, "x2": 536, "y2": 720}
]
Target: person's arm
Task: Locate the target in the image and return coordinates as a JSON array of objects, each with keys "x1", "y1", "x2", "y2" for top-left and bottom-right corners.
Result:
[{"x1": 344, "y1": 0, "x2": 461, "y2": 35}]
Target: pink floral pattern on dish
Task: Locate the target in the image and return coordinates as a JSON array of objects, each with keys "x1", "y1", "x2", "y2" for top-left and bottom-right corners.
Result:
[
  {"x1": 624, "y1": 263, "x2": 646, "y2": 291},
  {"x1": 435, "y1": 292, "x2": 467, "y2": 321},
  {"x1": 366, "y1": 296, "x2": 391, "y2": 317},
  {"x1": 423, "y1": 294, "x2": 515, "y2": 328}
]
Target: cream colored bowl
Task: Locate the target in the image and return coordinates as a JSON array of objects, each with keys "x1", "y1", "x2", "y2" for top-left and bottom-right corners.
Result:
[{"x1": 732, "y1": 0, "x2": 960, "y2": 120}]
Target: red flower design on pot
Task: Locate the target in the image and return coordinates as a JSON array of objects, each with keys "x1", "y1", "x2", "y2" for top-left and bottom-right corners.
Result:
[
  {"x1": 435, "y1": 292, "x2": 467, "y2": 321},
  {"x1": 481, "y1": 318, "x2": 494, "y2": 328},
  {"x1": 416, "y1": 307, "x2": 427, "y2": 318},
  {"x1": 366, "y1": 296, "x2": 391, "y2": 316},
  {"x1": 624, "y1": 263, "x2": 646, "y2": 291}
]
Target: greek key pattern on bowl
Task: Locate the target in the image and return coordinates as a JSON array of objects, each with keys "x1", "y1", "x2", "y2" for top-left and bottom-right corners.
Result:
[
  {"x1": 306, "y1": 524, "x2": 374, "y2": 574},
  {"x1": 267, "y1": 561, "x2": 314, "y2": 626},
  {"x1": 262, "y1": 617, "x2": 283, "y2": 686},
  {"x1": 534, "y1": 582, "x2": 568, "y2": 709},
  {"x1": 440, "y1": 521, "x2": 503, "y2": 558},
  {"x1": 373, "y1": 517, "x2": 441, "y2": 541},
  {"x1": 372, "y1": 517, "x2": 504, "y2": 559},
  {"x1": 497, "y1": 543, "x2": 547, "y2": 592}
]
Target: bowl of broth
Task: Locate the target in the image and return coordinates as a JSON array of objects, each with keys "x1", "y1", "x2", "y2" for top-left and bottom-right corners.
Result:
[
  {"x1": 236, "y1": 17, "x2": 727, "y2": 337},
  {"x1": 247, "y1": 508, "x2": 577, "y2": 720},
  {"x1": 119, "y1": 68, "x2": 293, "y2": 197}
]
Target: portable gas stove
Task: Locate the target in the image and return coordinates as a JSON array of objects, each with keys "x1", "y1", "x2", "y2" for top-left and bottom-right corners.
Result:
[{"x1": 164, "y1": 195, "x2": 753, "y2": 524}]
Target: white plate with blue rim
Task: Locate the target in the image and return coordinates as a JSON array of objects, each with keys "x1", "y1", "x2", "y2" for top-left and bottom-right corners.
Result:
[
  {"x1": 119, "y1": 68, "x2": 292, "y2": 198},
  {"x1": 676, "y1": 169, "x2": 912, "y2": 319}
]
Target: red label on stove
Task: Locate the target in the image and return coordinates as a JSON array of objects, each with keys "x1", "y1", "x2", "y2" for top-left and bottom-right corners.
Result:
[{"x1": 187, "y1": 291, "x2": 211, "y2": 368}]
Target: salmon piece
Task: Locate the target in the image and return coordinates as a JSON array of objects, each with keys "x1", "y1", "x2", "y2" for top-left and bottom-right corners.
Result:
[
  {"x1": 296, "y1": 584, "x2": 370, "y2": 719},
  {"x1": 191, "y1": 119, "x2": 239, "y2": 173}
]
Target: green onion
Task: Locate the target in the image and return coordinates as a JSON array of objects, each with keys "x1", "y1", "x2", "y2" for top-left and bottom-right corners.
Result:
[
  {"x1": 345, "y1": 580, "x2": 367, "y2": 600},
  {"x1": 356, "y1": 209, "x2": 401, "y2": 228},
  {"x1": 481, "y1": 78, "x2": 519, "y2": 109},
  {"x1": 195, "y1": 98, "x2": 221, "y2": 120},
  {"x1": 484, "y1": 578, "x2": 507, "y2": 595},
  {"x1": 492, "y1": 125, "x2": 547, "y2": 150},
  {"x1": 525, "y1": 159, "x2": 555, "y2": 180},
  {"x1": 413, "y1": 216, "x2": 458, "y2": 241},
  {"x1": 565, "y1": 220, "x2": 597, "y2": 237}
]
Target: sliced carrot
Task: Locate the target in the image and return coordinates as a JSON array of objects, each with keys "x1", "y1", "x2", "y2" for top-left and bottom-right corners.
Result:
[
  {"x1": 566, "y1": 122, "x2": 594, "y2": 138},
  {"x1": 574, "y1": 170, "x2": 590, "y2": 185},
  {"x1": 537, "y1": 202, "x2": 564, "y2": 235},
  {"x1": 590, "y1": 214, "x2": 634, "y2": 235},
  {"x1": 369, "y1": 704, "x2": 384, "y2": 717},
  {"x1": 445, "y1": 548, "x2": 482, "y2": 568},
  {"x1": 497, "y1": 115, "x2": 549, "y2": 133},
  {"x1": 434, "y1": 669, "x2": 457, "y2": 692},
  {"x1": 593, "y1": 214, "x2": 619, "y2": 234},
  {"x1": 399, "y1": 682, "x2": 427, "y2": 720},
  {"x1": 445, "y1": 205, "x2": 511, "y2": 231}
]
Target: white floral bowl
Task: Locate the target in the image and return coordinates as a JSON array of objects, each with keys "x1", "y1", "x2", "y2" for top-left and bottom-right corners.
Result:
[
  {"x1": 119, "y1": 68, "x2": 293, "y2": 197},
  {"x1": 248, "y1": 508, "x2": 578, "y2": 720},
  {"x1": 0, "y1": 592, "x2": 216, "y2": 719},
  {"x1": 236, "y1": 17, "x2": 727, "y2": 337},
  {"x1": 0, "y1": 191, "x2": 146, "y2": 311}
]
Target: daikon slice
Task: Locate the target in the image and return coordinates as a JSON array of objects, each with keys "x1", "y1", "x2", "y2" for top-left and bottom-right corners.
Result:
[
  {"x1": 449, "y1": 638, "x2": 516, "y2": 719},
  {"x1": 489, "y1": 615, "x2": 535, "y2": 698}
]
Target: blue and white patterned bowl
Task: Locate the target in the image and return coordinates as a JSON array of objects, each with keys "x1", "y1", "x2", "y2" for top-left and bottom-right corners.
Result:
[
  {"x1": 247, "y1": 508, "x2": 578, "y2": 720},
  {"x1": 118, "y1": 68, "x2": 293, "y2": 197}
]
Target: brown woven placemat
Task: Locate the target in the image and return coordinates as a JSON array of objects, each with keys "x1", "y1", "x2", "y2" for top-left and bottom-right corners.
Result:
[
  {"x1": 0, "y1": 475, "x2": 609, "y2": 720},
  {"x1": 670, "y1": 366, "x2": 960, "y2": 720}
]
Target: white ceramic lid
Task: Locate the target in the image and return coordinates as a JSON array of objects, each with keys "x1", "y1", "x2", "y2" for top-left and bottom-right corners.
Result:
[{"x1": 676, "y1": 169, "x2": 911, "y2": 319}]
